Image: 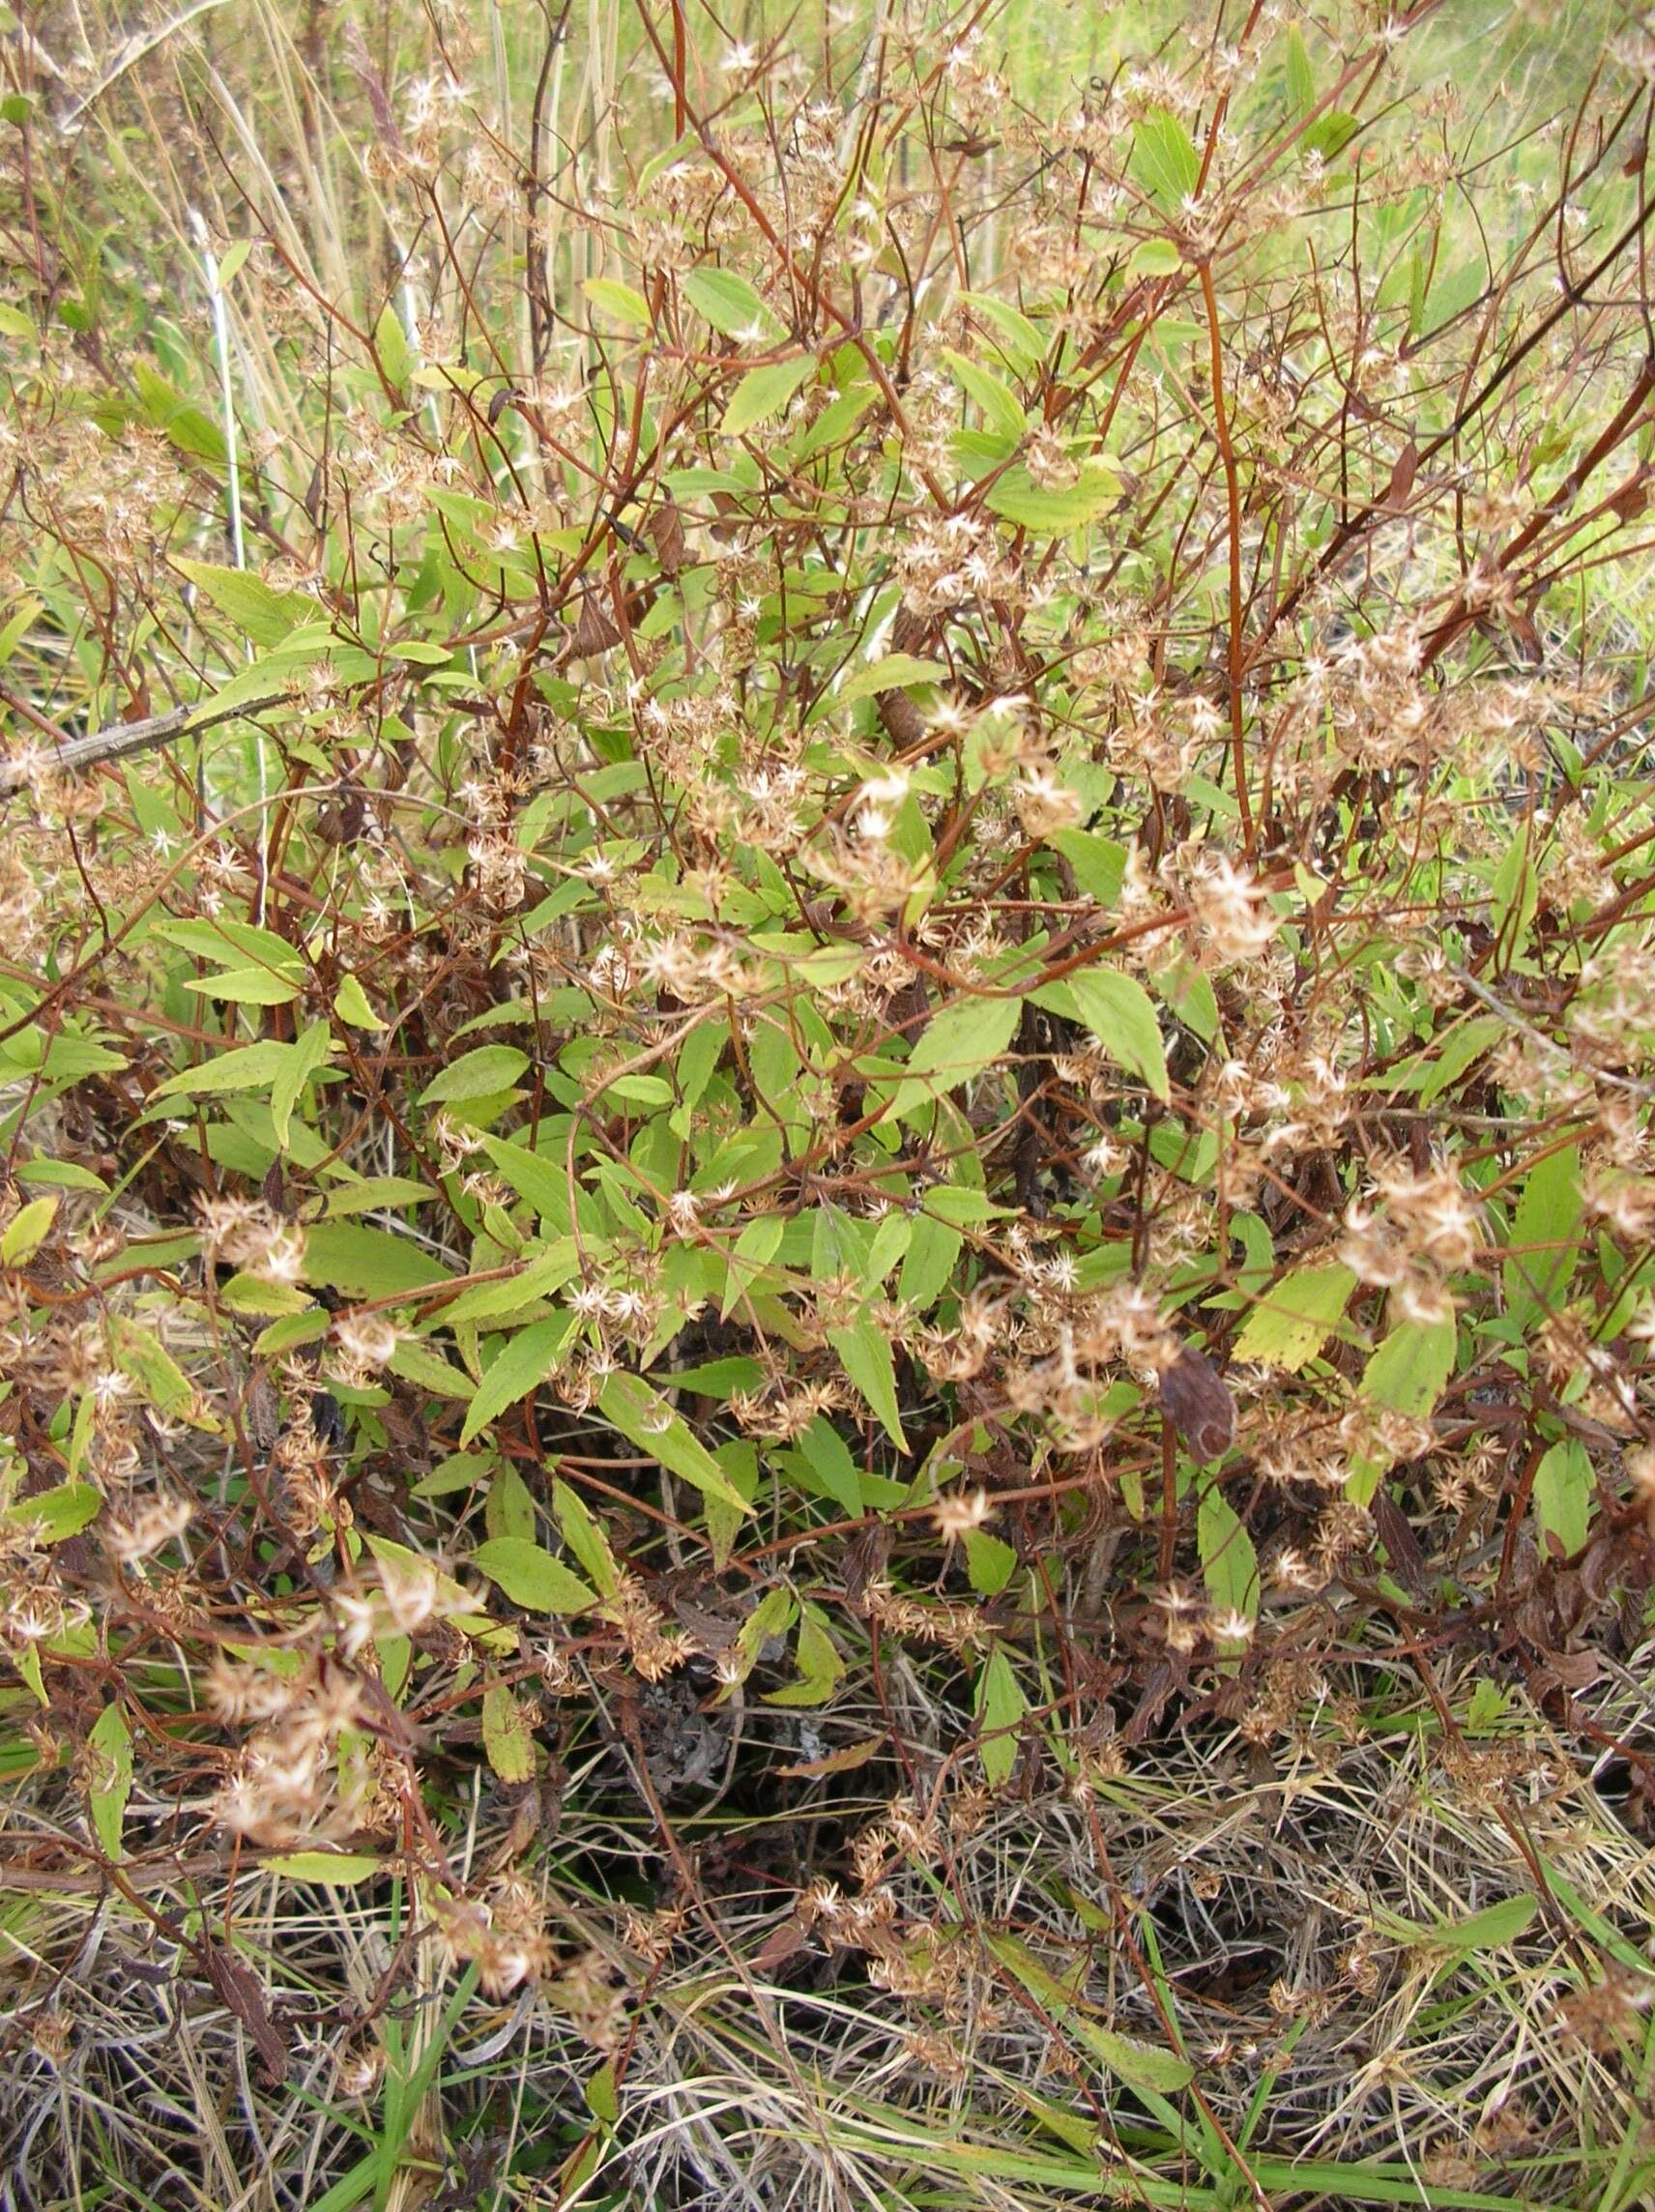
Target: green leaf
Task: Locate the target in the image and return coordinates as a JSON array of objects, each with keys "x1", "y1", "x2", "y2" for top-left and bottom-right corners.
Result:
[
  {"x1": 1302, "y1": 109, "x2": 1359, "y2": 161},
  {"x1": 1234, "y1": 1262, "x2": 1356, "y2": 1372},
  {"x1": 963, "y1": 1526, "x2": 1017, "y2": 1594},
  {"x1": 374, "y1": 302, "x2": 410, "y2": 389},
  {"x1": 334, "y1": 974, "x2": 386, "y2": 1031},
  {"x1": 421, "y1": 1045, "x2": 531, "y2": 1104},
  {"x1": 682, "y1": 266, "x2": 778, "y2": 339},
  {"x1": 112, "y1": 1318, "x2": 199, "y2": 1422},
  {"x1": 1197, "y1": 1481, "x2": 1259, "y2": 1652},
  {"x1": 1070, "y1": 2017, "x2": 1195, "y2": 2097},
  {"x1": 959, "y1": 292, "x2": 1045, "y2": 372},
  {"x1": 271, "y1": 1019, "x2": 334, "y2": 1150},
  {"x1": 1284, "y1": 23, "x2": 1316, "y2": 110},
  {"x1": 180, "y1": 968, "x2": 303, "y2": 1007},
  {"x1": 982, "y1": 458, "x2": 1120, "y2": 534},
  {"x1": 888, "y1": 990, "x2": 1022, "y2": 1121},
  {"x1": 1392, "y1": 1895, "x2": 1537, "y2": 1953},
  {"x1": 300, "y1": 1224, "x2": 451, "y2": 1298},
  {"x1": 87, "y1": 1703, "x2": 132, "y2": 1862},
  {"x1": 151, "y1": 1036, "x2": 297, "y2": 1106},
  {"x1": 1363, "y1": 1316, "x2": 1457, "y2": 1418},
  {"x1": 1503, "y1": 1146, "x2": 1582, "y2": 1322},
  {"x1": 387, "y1": 1337, "x2": 474, "y2": 1400},
  {"x1": 1348, "y1": 1316, "x2": 1458, "y2": 1505},
  {"x1": 1, "y1": 1194, "x2": 57, "y2": 1266},
  {"x1": 596, "y1": 1371, "x2": 753, "y2": 1513},
  {"x1": 2, "y1": 1482, "x2": 102, "y2": 1543},
  {"x1": 552, "y1": 1477, "x2": 621, "y2": 1598},
  {"x1": 942, "y1": 348, "x2": 1026, "y2": 442},
  {"x1": 764, "y1": 1600, "x2": 846, "y2": 1706},
  {"x1": 175, "y1": 559, "x2": 312, "y2": 649},
  {"x1": 838, "y1": 653, "x2": 949, "y2": 706},
  {"x1": 472, "y1": 1536, "x2": 596, "y2": 1615},
  {"x1": 481, "y1": 1681, "x2": 537, "y2": 1781},
  {"x1": 1132, "y1": 109, "x2": 1202, "y2": 210},
  {"x1": 1532, "y1": 1438, "x2": 1591, "y2": 1557},
  {"x1": 586, "y1": 2058, "x2": 621, "y2": 2128},
  {"x1": 460, "y1": 1314, "x2": 576, "y2": 1445},
  {"x1": 583, "y1": 276, "x2": 654, "y2": 329},
  {"x1": 720, "y1": 356, "x2": 816, "y2": 436},
  {"x1": 1066, "y1": 968, "x2": 1169, "y2": 1101},
  {"x1": 828, "y1": 1322, "x2": 908, "y2": 1451},
  {"x1": 974, "y1": 1645, "x2": 1025, "y2": 1789},
  {"x1": 439, "y1": 1238, "x2": 581, "y2": 1325},
  {"x1": 265, "y1": 1851, "x2": 384, "y2": 1884},
  {"x1": 1132, "y1": 235, "x2": 1185, "y2": 276}
]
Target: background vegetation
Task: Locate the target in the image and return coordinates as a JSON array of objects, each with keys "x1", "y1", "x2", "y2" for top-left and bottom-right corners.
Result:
[{"x1": 4, "y1": 0, "x2": 1655, "y2": 2205}]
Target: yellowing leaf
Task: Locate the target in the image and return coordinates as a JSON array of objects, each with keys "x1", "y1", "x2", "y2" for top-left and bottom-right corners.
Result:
[
  {"x1": 265, "y1": 1851, "x2": 384, "y2": 1884},
  {"x1": 1234, "y1": 1262, "x2": 1356, "y2": 1371},
  {"x1": 1070, "y1": 2017, "x2": 1195, "y2": 2096},
  {"x1": 334, "y1": 973, "x2": 386, "y2": 1030},
  {"x1": 1, "y1": 1194, "x2": 57, "y2": 1266}
]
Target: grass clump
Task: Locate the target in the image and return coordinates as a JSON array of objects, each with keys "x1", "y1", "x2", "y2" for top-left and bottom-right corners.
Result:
[{"x1": 4, "y1": 1, "x2": 1655, "y2": 2205}]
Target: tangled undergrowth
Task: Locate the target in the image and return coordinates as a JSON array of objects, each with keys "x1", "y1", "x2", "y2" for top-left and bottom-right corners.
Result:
[{"x1": 4, "y1": 0, "x2": 1655, "y2": 2204}]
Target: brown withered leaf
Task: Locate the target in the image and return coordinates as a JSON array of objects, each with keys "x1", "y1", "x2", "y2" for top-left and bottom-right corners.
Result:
[
  {"x1": 561, "y1": 594, "x2": 623, "y2": 660},
  {"x1": 1159, "y1": 1348, "x2": 1236, "y2": 1464},
  {"x1": 646, "y1": 496, "x2": 687, "y2": 576}
]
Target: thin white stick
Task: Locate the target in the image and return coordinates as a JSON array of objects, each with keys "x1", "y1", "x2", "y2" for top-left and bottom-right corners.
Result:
[{"x1": 190, "y1": 208, "x2": 270, "y2": 923}]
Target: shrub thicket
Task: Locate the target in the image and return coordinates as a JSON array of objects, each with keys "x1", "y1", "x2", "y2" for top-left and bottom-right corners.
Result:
[{"x1": 4, "y1": 3, "x2": 1655, "y2": 2206}]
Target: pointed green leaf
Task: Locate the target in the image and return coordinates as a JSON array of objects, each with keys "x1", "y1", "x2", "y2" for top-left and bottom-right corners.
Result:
[
  {"x1": 88, "y1": 1703, "x2": 132, "y2": 1862},
  {"x1": 975, "y1": 1645, "x2": 1025, "y2": 1788},
  {"x1": 583, "y1": 276, "x2": 654, "y2": 329},
  {"x1": 828, "y1": 1322, "x2": 908, "y2": 1451},
  {"x1": 472, "y1": 1536, "x2": 596, "y2": 1615},
  {"x1": 682, "y1": 267, "x2": 779, "y2": 339},
  {"x1": 334, "y1": 974, "x2": 386, "y2": 1031},
  {"x1": 983, "y1": 459, "x2": 1120, "y2": 534},
  {"x1": 596, "y1": 1371, "x2": 752, "y2": 1513},
  {"x1": 1132, "y1": 109, "x2": 1202, "y2": 210},
  {"x1": 888, "y1": 990, "x2": 1022, "y2": 1121},
  {"x1": 460, "y1": 1314, "x2": 576, "y2": 1445},
  {"x1": 175, "y1": 559, "x2": 313, "y2": 648},
  {"x1": 271, "y1": 1019, "x2": 334, "y2": 1150},
  {"x1": 1066, "y1": 968, "x2": 1169, "y2": 1101},
  {"x1": 720, "y1": 356, "x2": 816, "y2": 436}
]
